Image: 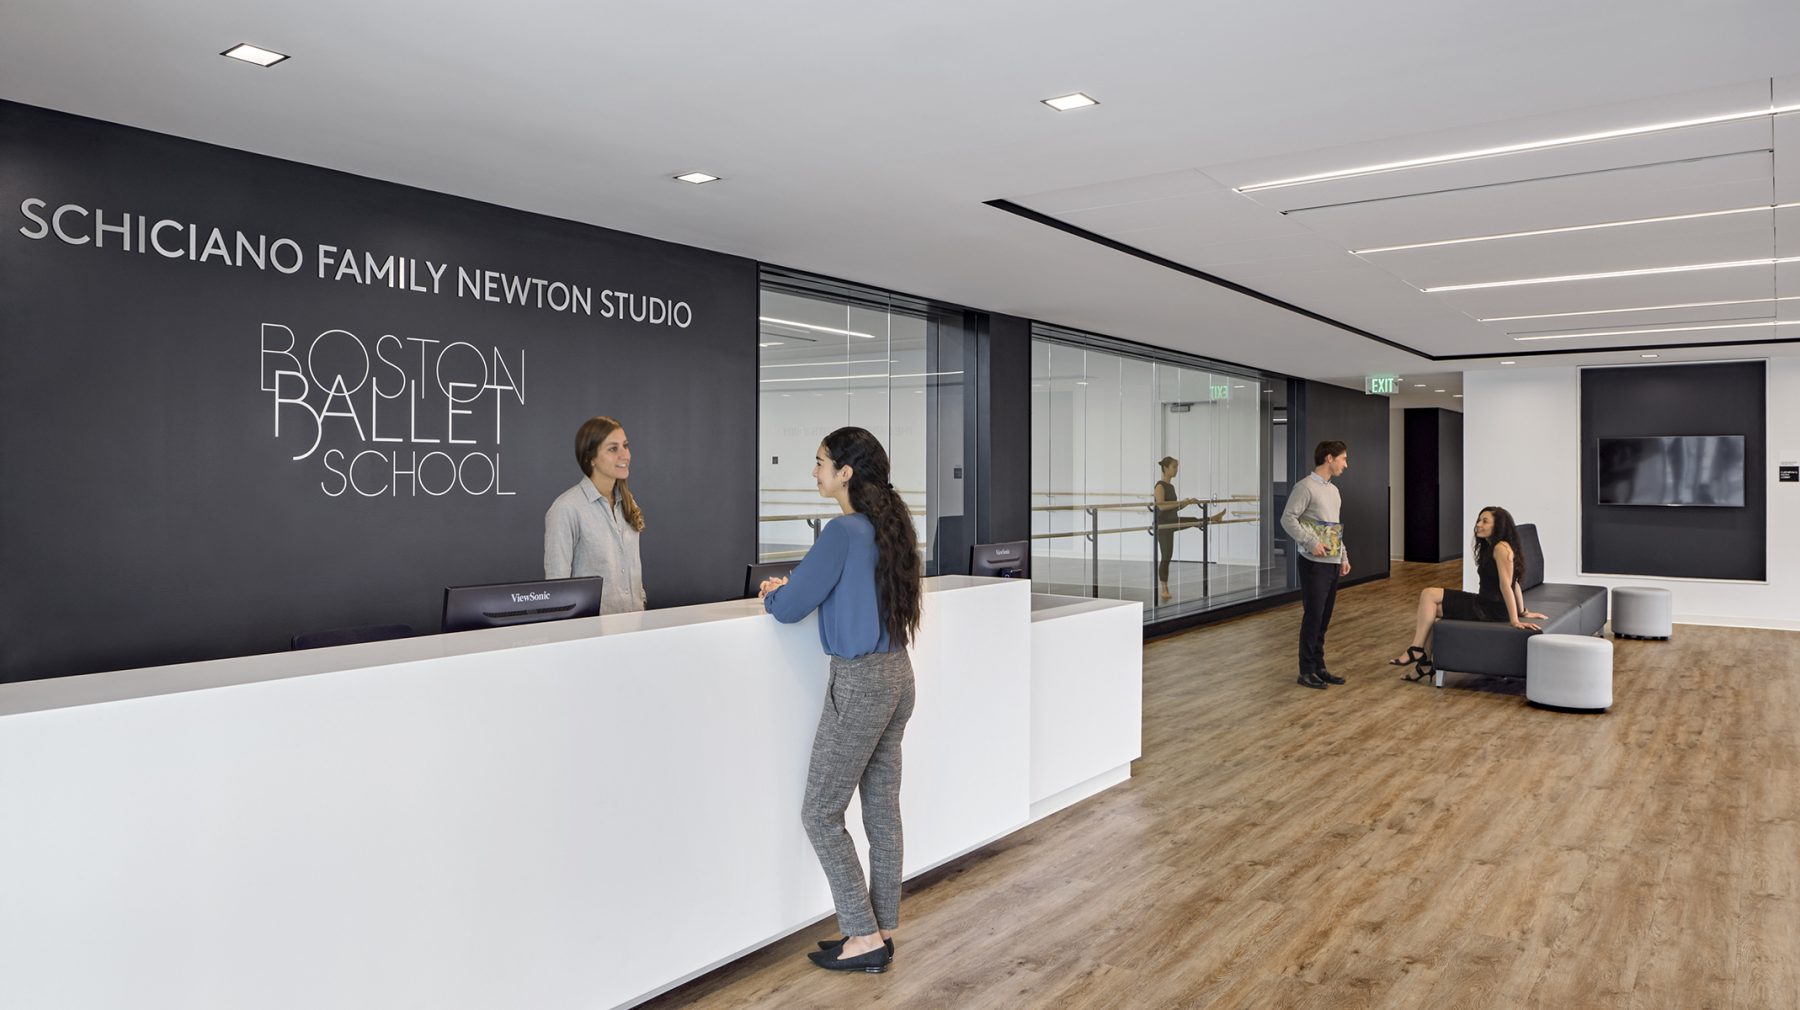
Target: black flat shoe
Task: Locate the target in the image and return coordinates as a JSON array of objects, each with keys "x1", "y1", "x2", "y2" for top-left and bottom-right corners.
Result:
[
  {"x1": 817, "y1": 937, "x2": 896, "y2": 959},
  {"x1": 1316, "y1": 669, "x2": 1346, "y2": 685},
  {"x1": 808, "y1": 943, "x2": 892, "y2": 973},
  {"x1": 1297, "y1": 671, "x2": 1327, "y2": 690}
]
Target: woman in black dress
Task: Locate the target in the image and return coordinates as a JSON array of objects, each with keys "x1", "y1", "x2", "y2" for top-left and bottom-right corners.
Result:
[{"x1": 1389, "y1": 505, "x2": 1547, "y2": 679}]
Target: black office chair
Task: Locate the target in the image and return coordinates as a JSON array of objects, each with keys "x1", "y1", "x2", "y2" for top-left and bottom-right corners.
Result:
[{"x1": 291, "y1": 623, "x2": 415, "y2": 650}]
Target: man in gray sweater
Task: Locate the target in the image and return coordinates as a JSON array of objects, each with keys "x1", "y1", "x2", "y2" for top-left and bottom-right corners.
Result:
[{"x1": 1282, "y1": 441, "x2": 1351, "y2": 690}]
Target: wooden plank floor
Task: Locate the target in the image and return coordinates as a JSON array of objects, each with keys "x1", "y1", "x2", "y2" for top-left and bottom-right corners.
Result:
[{"x1": 639, "y1": 562, "x2": 1800, "y2": 1010}]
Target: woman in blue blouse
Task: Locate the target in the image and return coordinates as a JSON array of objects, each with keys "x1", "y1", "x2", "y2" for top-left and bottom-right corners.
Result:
[{"x1": 760, "y1": 427, "x2": 922, "y2": 975}]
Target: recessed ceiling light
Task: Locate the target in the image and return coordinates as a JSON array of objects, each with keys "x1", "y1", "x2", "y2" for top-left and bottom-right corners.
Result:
[
  {"x1": 1500, "y1": 360, "x2": 1516, "y2": 365},
  {"x1": 1237, "y1": 102, "x2": 1800, "y2": 193},
  {"x1": 1424, "y1": 255, "x2": 1800, "y2": 293},
  {"x1": 1352, "y1": 202, "x2": 1800, "y2": 255},
  {"x1": 1641, "y1": 353, "x2": 1660, "y2": 358},
  {"x1": 1043, "y1": 92, "x2": 1099, "y2": 112},
  {"x1": 759, "y1": 316, "x2": 876, "y2": 339},
  {"x1": 673, "y1": 172, "x2": 720, "y2": 185},
  {"x1": 221, "y1": 43, "x2": 289, "y2": 67},
  {"x1": 1435, "y1": 389, "x2": 1446, "y2": 393},
  {"x1": 758, "y1": 342, "x2": 782, "y2": 347},
  {"x1": 1414, "y1": 383, "x2": 1426, "y2": 387},
  {"x1": 1513, "y1": 319, "x2": 1800, "y2": 341},
  {"x1": 1480, "y1": 294, "x2": 1800, "y2": 323},
  {"x1": 1453, "y1": 394, "x2": 1464, "y2": 398}
]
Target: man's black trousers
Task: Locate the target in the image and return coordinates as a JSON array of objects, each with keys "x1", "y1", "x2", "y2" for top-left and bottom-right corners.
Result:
[{"x1": 1297, "y1": 559, "x2": 1341, "y2": 676}]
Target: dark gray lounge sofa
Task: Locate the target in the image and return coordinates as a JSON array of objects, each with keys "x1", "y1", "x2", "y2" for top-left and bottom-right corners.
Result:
[{"x1": 1429, "y1": 524, "x2": 1607, "y2": 687}]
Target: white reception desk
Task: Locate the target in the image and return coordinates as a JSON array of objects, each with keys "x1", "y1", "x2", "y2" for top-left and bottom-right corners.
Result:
[{"x1": 0, "y1": 577, "x2": 1139, "y2": 1010}]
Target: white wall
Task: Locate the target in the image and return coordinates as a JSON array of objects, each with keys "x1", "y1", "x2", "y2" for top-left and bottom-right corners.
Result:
[{"x1": 1463, "y1": 358, "x2": 1800, "y2": 630}]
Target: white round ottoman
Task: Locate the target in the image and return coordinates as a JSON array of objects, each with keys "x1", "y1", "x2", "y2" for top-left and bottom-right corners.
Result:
[
  {"x1": 1526, "y1": 634, "x2": 1612, "y2": 711},
  {"x1": 1612, "y1": 586, "x2": 1672, "y2": 639}
]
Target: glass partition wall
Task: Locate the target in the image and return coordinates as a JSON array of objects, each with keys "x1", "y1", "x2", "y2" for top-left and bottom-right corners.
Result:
[
  {"x1": 1032, "y1": 325, "x2": 1297, "y2": 621},
  {"x1": 757, "y1": 271, "x2": 971, "y2": 576}
]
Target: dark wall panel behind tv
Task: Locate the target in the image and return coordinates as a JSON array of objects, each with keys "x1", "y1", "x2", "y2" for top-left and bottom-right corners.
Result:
[
  {"x1": 1579, "y1": 361, "x2": 1765, "y2": 580},
  {"x1": 0, "y1": 101, "x2": 757, "y2": 682}
]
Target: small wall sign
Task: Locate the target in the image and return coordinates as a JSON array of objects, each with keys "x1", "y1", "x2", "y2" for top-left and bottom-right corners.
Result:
[{"x1": 1366, "y1": 375, "x2": 1398, "y2": 395}]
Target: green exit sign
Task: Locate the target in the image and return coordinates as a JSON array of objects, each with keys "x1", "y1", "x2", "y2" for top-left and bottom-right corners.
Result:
[
  {"x1": 1366, "y1": 375, "x2": 1399, "y2": 395},
  {"x1": 1210, "y1": 383, "x2": 1230, "y2": 400}
]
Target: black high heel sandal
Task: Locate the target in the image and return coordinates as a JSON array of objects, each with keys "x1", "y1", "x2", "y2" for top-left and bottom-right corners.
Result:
[
  {"x1": 1389, "y1": 645, "x2": 1426, "y2": 670},
  {"x1": 1404, "y1": 654, "x2": 1435, "y2": 683}
]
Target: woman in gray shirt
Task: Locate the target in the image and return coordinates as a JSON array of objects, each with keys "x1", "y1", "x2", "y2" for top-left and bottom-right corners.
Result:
[{"x1": 543, "y1": 415, "x2": 646, "y2": 614}]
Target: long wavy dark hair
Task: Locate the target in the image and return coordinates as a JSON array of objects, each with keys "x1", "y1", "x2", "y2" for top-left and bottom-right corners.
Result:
[
  {"x1": 575, "y1": 416, "x2": 644, "y2": 532},
  {"x1": 822, "y1": 426, "x2": 922, "y2": 649},
  {"x1": 1473, "y1": 505, "x2": 1524, "y2": 586}
]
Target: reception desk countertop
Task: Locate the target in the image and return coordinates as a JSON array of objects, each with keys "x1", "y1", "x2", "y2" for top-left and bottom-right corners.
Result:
[{"x1": 0, "y1": 577, "x2": 1139, "y2": 1010}]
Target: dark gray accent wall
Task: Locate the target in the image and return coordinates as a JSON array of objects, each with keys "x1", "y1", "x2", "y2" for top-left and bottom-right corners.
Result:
[
  {"x1": 1403, "y1": 407, "x2": 1465, "y2": 563},
  {"x1": 1, "y1": 100, "x2": 757, "y2": 682},
  {"x1": 1301, "y1": 381, "x2": 1390, "y2": 582},
  {"x1": 976, "y1": 312, "x2": 1033, "y2": 549},
  {"x1": 1580, "y1": 362, "x2": 1766, "y2": 580}
]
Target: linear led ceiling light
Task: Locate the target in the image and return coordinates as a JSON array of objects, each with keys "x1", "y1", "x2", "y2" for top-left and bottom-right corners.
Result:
[
  {"x1": 221, "y1": 43, "x2": 289, "y2": 67},
  {"x1": 1237, "y1": 102, "x2": 1800, "y2": 193},
  {"x1": 760, "y1": 359, "x2": 894, "y2": 370},
  {"x1": 758, "y1": 316, "x2": 877, "y2": 339},
  {"x1": 1352, "y1": 202, "x2": 1800, "y2": 255},
  {"x1": 673, "y1": 172, "x2": 720, "y2": 184},
  {"x1": 1425, "y1": 255, "x2": 1800, "y2": 293},
  {"x1": 1043, "y1": 92, "x2": 1099, "y2": 112},
  {"x1": 1480, "y1": 294, "x2": 1800, "y2": 323},
  {"x1": 758, "y1": 370, "x2": 963, "y2": 384},
  {"x1": 1512, "y1": 319, "x2": 1800, "y2": 341}
]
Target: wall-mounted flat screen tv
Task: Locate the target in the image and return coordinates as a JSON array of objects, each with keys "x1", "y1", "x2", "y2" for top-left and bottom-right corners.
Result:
[{"x1": 1596, "y1": 435, "x2": 1745, "y2": 506}]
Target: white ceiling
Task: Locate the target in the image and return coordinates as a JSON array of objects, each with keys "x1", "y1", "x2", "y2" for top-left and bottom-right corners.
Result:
[{"x1": 8, "y1": 1, "x2": 1800, "y2": 391}]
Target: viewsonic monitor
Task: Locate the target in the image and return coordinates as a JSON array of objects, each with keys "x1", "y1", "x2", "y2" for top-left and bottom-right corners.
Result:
[
  {"x1": 442, "y1": 576, "x2": 603, "y2": 633},
  {"x1": 970, "y1": 541, "x2": 1030, "y2": 579},
  {"x1": 745, "y1": 561, "x2": 801, "y2": 599}
]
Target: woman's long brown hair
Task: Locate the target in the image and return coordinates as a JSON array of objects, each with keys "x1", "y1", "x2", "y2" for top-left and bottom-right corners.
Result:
[
  {"x1": 822, "y1": 426, "x2": 922, "y2": 649},
  {"x1": 1473, "y1": 505, "x2": 1524, "y2": 586},
  {"x1": 575, "y1": 416, "x2": 644, "y2": 532}
]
